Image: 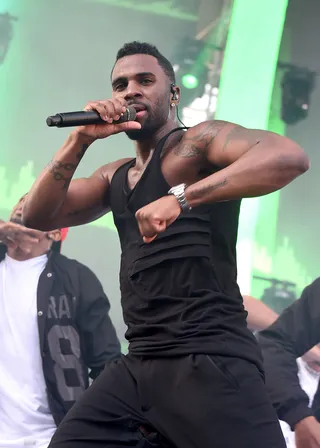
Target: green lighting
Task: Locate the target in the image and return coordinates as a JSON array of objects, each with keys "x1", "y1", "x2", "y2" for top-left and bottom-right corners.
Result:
[
  {"x1": 215, "y1": 0, "x2": 289, "y2": 294},
  {"x1": 85, "y1": 0, "x2": 198, "y2": 21},
  {"x1": 181, "y1": 73, "x2": 199, "y2": 89}
]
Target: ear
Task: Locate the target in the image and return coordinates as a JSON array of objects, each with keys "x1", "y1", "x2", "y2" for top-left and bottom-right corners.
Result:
[
  {"x1": 171, "y1": 85, "x2": 181, "y2": 105},
  {"x1": 47, "y1": 229, "x2": 62, "y2": 243}
]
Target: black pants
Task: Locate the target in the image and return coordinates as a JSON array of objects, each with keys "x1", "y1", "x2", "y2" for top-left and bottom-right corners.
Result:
[{"x1": 49, "y1": 354, "x2": 286, "y2": 448}]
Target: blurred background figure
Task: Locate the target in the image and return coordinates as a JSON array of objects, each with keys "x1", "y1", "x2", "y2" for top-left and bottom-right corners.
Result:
[
  {"x1": 244, "y1": 294, "x2": 320, "y2": 447},
  {"x1": 258, "y1": 279, "x2": 320, "y2": 448},
  {"x1": 0, "y1": 195, "x2": 121, "y2": 448}
]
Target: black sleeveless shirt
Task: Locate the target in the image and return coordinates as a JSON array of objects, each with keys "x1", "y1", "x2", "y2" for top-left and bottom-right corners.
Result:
[{"x1": 109, "y1": 128, "x2": 262, "y2": 368}]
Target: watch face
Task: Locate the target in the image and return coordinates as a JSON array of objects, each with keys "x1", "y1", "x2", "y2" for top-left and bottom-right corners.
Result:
[{"x1": 171, "y1": 184, "x2": 185, "y2": 194}]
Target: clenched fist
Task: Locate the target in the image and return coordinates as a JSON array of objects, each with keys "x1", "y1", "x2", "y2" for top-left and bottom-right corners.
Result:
[{"x1": 135, "y1": 195, "x2": 181, "y2": 243}]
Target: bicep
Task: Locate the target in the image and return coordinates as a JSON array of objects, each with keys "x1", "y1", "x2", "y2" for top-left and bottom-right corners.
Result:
[
  {"x1": 55, "y1": 157, "x2": 132, "y2": 228},
  {"x1": 208, "y1": 122, "x2": 273, "y2": 167},
  {"x1": 55, "y1": 172, "x2": 109, "y2": 228}
]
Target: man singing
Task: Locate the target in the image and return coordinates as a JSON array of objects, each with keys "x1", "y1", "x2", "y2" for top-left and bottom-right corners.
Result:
[{"x1": 23, "y1": 42, "x2": 309, "y2": 448}]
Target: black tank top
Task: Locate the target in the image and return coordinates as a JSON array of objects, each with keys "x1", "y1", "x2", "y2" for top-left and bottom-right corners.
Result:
[{"x1": 109, "y1": 128, "x2": 263, "y2": 367}]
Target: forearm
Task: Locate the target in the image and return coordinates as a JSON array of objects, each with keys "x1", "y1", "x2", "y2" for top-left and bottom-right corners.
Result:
[
  {"x1": 185, "y1": 138, "x2": 309, "y2": 208},
  {"x1": 243, "y1": 295, "x2": 279, "y2": 331},
  {"x1": 23, "y1": 132, "x2": 93, "y2": 229}
]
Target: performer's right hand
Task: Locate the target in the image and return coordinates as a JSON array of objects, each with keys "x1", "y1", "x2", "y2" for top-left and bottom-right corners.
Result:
[
  {"x1": 0, "y1": 221, "x2": 44, "y2": 253},
  {"x1": 74, "y1": 98, "x2": 141, "y2": 140},
  {"x1": 295, "y1": 416, "x2": 320, "y2": 448}
]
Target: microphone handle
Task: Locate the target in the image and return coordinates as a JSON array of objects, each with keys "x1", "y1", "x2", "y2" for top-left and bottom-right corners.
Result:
[{"x1": 46, "y1": 107, "x2": 136, "y2": 128}]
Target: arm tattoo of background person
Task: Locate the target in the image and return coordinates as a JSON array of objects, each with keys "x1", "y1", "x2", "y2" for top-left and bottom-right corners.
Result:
[
  {"x1": 187, "y1": 178, "x2": 228, "y2": 200},
  {"x1": 173, "y1": 121, "x2": 224, "y2": 159},
  {"x1": 46, "y1": 160, "x2": 77, "y2": 190}
]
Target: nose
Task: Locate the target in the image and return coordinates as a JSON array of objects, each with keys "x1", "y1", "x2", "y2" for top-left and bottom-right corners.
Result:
[{"x1": 124, "y1": 81, "x2": 143, "y2": 102}]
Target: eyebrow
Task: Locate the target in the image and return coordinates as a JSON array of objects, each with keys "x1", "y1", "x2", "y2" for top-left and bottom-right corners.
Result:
[{"x1": 112, "y1": 72, "x2": 155, "y2": 88}]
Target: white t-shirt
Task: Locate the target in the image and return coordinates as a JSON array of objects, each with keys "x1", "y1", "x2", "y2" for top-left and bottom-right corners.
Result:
[
  {"x1": 280, "y1": 358, "x2": 320, "y2": 448},
  {"x1": 0, "y1": 254, "x2": 57, "y2": 448}
]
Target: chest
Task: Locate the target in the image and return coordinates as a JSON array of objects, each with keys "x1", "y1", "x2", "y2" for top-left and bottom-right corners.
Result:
[{"x1": 126, "y1": 139, "x2": 213, "y2": 191}]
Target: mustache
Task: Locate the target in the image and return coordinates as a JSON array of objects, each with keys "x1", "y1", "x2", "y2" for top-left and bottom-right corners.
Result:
[{"x1": 127, "y1": 101, "x2": 149, "y2": 111}]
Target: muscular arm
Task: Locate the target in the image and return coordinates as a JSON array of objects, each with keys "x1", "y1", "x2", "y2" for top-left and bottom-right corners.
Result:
[
  {"x1": 23, "y1": 131, "x2": 127, "y2": 230},
  {"x1": 22, "y1": 97, "x2": 142, "y2": 230},
  {"x1": 181, "y1": 121, "x2": 309, "y2": 207},
  {"x1": 22, "y1": 132, "x2": 105, "y2": 230}
]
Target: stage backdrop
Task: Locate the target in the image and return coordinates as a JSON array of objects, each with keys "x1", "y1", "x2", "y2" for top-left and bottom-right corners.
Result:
[{"x1": 1, "y1": 0, "x2": 319, "y2": 346}]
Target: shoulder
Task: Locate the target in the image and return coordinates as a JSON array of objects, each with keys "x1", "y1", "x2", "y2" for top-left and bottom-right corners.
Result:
[
  {"x1": 184, "y1": 120, "x2": 229, "y2": 140},
  {"x1": 93, "y1": 158, "x2": 134, "y2": 184},
  {"x1": 303, "y1": 277, "x2": 320, "y2": 295},
  {"x1": 180, "y1": 120, "x2": 233, "y2": 155},
  {"x1": 52, "y1": 253, "x2": 98, "y2": 280}
]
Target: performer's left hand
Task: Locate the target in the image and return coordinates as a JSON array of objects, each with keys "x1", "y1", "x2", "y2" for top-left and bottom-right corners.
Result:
[{"x1": 135, "y1": 195, "x2": 181, "y2": 243}]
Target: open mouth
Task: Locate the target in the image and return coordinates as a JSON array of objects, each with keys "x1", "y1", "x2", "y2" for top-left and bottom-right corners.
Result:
[{"x1": 131, "y1": 104, "x2": 147, "y2": 118}]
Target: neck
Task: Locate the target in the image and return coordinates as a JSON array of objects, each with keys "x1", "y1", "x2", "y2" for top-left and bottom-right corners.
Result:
[
  {"x1": 134, "y1": 121, "x2": 179, "y2": 168},
  {"x1": 7, "y1": 247, "x2": 49, "y2": 261}
]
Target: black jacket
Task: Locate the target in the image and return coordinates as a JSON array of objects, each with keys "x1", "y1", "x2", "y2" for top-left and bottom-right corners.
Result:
[
  {"x1": 0, "y1": 245, "x2": 121, "y2": 426},
  {"x1": 258, "y1": 277, "x2": 320, "y2": 429}
]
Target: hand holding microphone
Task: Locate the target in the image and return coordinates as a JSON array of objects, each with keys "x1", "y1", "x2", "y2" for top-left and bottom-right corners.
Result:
[{"x1": 47, "y1": 99, "x2": 141, "y2": 140}]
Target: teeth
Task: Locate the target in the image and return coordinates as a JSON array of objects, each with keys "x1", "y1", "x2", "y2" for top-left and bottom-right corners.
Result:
[{"x1": 133, "y1": 106, "x2": 145, "y2": 112}]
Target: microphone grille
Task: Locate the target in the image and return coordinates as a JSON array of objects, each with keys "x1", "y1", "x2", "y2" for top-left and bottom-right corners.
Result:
[{"x1": 126, "y1": 106, "x2": 137, "y2": 121}]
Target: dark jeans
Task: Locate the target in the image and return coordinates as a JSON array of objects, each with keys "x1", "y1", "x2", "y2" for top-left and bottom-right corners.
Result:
[{"x1": 49, "y1": 354, "x2": 286, "y2": 448}]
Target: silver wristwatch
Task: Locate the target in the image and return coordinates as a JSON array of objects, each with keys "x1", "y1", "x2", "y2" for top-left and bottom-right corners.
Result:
[{"x1": 168, "y1": 183, "x2": 191, "y2": 212}]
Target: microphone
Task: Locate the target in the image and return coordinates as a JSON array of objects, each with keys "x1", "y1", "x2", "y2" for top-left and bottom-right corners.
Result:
[{"x1": 46, "y1": 106, "x2": 137, "y2": 128}]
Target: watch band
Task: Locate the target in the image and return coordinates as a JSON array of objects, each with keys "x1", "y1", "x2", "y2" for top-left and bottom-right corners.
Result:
[{"x1": 168, "y1": 183, "x2": 192, "y2": 212}]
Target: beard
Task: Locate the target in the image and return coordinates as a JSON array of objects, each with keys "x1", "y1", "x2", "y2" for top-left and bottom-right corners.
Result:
[
  {"x1": 126, "y1": 123, "x2": 156, "y2": 141},
  {"x1": 126, "y1": 95, "x2": 170, "y2": 141}
]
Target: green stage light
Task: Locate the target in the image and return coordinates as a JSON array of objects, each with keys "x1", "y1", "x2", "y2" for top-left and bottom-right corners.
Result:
[
  {"x1": 182, "y1": 73, "x2": 199, "y2": 89},
  {"x1": 215, "y1": 0, "x2": 289, "y2": 294},
  {"x1": 172, "y1": 37, "x2": 208, "y2": 108}
]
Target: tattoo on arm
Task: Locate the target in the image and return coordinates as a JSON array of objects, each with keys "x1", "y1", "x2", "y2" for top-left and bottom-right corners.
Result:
[
  {"x1": 221, "y1": 127, "x2": 262, "y2": 152},
  {"x1": 187, "y1": 178, "x2": 228, "y2": 200},
  {"x1": 46, "y1": 144, "x2": 88, "y2": 190},
  {"x1": 173, "y1": 122, "x2": 224, "y2": 159},
  {"x1": 46, "y1": 160, "x2": 77, "y2": 190}
]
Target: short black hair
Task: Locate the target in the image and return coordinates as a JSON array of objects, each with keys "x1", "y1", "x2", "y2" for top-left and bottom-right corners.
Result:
[{"x1": 115, "y1": 41, "x2": 175, "y2": 84}]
